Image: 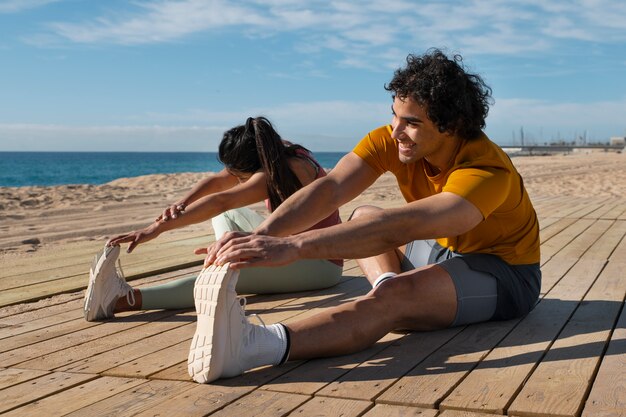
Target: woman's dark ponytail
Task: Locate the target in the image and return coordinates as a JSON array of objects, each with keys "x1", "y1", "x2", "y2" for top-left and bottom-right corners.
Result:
[{"x1": 218, "y1": 117, "x2": 309, "y2": 211}]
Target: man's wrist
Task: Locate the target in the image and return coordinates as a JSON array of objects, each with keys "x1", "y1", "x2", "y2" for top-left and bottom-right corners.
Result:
[{"x1": 289, "y1": 234, "x2": 308, "y2": 259}]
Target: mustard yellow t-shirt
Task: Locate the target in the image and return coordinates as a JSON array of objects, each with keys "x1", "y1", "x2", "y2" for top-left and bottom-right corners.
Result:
[{"x1": 353, "y1": 125, "x2": 540, "y2": 265}]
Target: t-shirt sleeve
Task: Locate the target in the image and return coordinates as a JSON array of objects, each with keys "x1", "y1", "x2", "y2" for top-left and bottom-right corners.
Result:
[
  {"x1": 443, "y1": 167, "x2": 511, "y2": 219},
  {"x1": 352, "y1": 126, "x2": 395, "y2": 175}
]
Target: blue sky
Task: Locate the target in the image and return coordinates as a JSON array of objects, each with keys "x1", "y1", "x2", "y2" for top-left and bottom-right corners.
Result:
[{"x1": 0, "y1": 0, "x2": 625, "y2": 152}]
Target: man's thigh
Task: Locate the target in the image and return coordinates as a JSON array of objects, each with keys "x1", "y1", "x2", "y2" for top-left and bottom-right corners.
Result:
[
  {"x1": 378, "y1": 264, "x2": 457, "y2": 331},
  {"x1": 400, "y1": 240, "x2": 498, "y2": 327}
]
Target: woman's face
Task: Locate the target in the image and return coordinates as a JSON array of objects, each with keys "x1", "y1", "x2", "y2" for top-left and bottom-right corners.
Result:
[{"x1": 227, "y1": 169, "x2": 253, "y2": 184}]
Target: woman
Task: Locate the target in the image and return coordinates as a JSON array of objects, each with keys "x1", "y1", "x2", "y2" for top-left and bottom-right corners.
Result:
[{"x1": 84, "y1": 117, "x2": 342, "y2": 321}]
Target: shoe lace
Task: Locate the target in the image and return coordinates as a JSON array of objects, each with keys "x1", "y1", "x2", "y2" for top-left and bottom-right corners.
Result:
[
  {"x1": 116, "y1": 259, "x2": 136, "y2": 307},
  {"x1": 238, "y1": 296, "x2": 266, "y2": 327}
]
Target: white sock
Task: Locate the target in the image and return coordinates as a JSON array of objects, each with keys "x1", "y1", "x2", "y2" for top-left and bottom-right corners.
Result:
[
  {"x1": 245, "y1": 323, "x2": 288, "y2": 369},
  {"x1": 372, "y1": 272, "x2": 398, "y2": 288}
]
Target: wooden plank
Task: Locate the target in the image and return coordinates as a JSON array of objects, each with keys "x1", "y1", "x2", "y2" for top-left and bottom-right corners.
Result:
[
  {"x1": 608, "y1": 226, "x2": 626, "y2": 263},
  {"x1": 17, "y1": 311, "x2": 193, "y2": 371},
  {"x1": 131, "y1": 382, "x2": 252, "y2": 417},
  {"x1": 0, "y1": 240, "x2": 206, "y2": 291},
  {"x1": 540, "y1": 217, "x2": 579, "y2": 245},
  {"x1": 540, "y1": 218, "x2": 594, "y2": 264},
  {"x1": 208, "y1": 390, "x2": 310, "y2": 417},
  {"x1": 0, "y1": 296, "x2": 81, "y2": 323},
  {"x1": 539, "y1": 256, "x2": 578, "y2": 296},
  {"x1": 103, "y1": 338, "x2": 191, "y2": 378},
  {"x1": 0, "y1": 371, "x2": 95, "y2": 414},
  {"x1": 0, "y1": 309, "x2": 178, "y2": 367},
  {"x1": 316, "y1": 328, "x2": 460, "y2": 401},
  {"x1": 537, "y1": 216, "x2": 563, "y2": 231},
  {"x1": 581, "y1": 220, "x2": 626, "y2": 261},
  {"x1": 553, "y1": 199, "x2": 610, "y2": 220},
  {"x1": 438, "y1": 410, "x2": 501, "y2": 417},
  {"x1": 288, "y1": 396, "x2": 372, "y2": 417},
  {"x1": 582, "y1": 287, "x2": 626, "y2": 417},
  {"x1": 539, "y1": 217, "x2": 617, "y2": 294},
  {"x1": 61, "y1": 379, "x2": 191, "y2": 417},
  {"x1": 0, "y1": 264, "x2": 200, "y2": 320},
  {"x1": 261, "y1": 332, "x2": 404, "y2": 396},
  {"x1": 439, "y1": 259, "x2": 606, "y2": 414},
  {"x1": 0, "y1": 309, "x2": 85, "y2": 346},
  {"x1": 0, "y1": 367, "x2": 49, "y2": 389},
  {"x1": 57, "y1": 322, "x2": 194, "y2": 374},
  {"x1": 508, "y1": 261, "x2": 625, "y2": 417},
  {"x1": 362, "y1": 404, "x2": 438, "y2": 417},
  {"x1": 555, "y1": 219, "x2": 612, "y2": 260},
  {"x1": 0, "y1": 267, "x2": 201, "y2": 348},
  {"x1": 2, "y1": 376, "x2": 146, "y2": 417},
  {"x1": 1, "y1": 256, "x2": 193, "y2": 304},
  {"x1": 1, "y1": 230, "x2": 210, "y2": 273},
  {"x1": 533, "y1": 196, "x2": 575, "y2": 219},
  {"x1": 584, "y1": 200, "x2": 623, "y2": 220},
  {"x1": 600, "y1": 201, "x2": 626, "y2": 220},
  {"x1": 0, "y1": 316, "x2": 103, "y2": 356},
  {"x1": 376, "y1": 321, "x2": 516, "y2": 408}
]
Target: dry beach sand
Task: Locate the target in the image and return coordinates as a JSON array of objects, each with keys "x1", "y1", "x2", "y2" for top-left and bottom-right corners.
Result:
[{"x1": 1, "y1": 151, "x2": 624, "y2": 262}]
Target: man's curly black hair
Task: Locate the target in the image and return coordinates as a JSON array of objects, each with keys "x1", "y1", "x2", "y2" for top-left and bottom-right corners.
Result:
[{"x1": 385, "y1": 49, "x2": 493, "y2": 140}]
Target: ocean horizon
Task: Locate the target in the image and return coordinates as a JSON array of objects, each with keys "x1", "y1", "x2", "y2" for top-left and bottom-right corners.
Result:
[{"x1": 0, "y1": 151, "x2": 349, "y2": 188}]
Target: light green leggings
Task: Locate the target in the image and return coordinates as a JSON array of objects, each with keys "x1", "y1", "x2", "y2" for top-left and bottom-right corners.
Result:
[{"x1": 141, "y1": 207, "x2": 343, "y2": 309}]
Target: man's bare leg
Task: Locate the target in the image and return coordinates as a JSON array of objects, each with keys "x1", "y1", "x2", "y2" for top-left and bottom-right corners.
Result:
[{"x1": 286, "y1": 263, "x2": 457, "y2": 359}]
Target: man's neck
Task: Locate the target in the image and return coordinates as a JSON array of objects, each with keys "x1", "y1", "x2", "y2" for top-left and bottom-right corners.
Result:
[{"x1": 424, "y1": 136, "x2": 462, "y2": 174}]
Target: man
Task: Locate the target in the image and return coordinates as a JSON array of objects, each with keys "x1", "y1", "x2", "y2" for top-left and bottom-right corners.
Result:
[{"x1": 187, "y1": 49, "x2": 541, "y2": 384}]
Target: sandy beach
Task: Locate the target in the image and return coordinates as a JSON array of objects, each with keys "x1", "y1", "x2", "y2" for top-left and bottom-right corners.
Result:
[{"x1": 1, "y1": 150, "x2": 624, "y2": 261}]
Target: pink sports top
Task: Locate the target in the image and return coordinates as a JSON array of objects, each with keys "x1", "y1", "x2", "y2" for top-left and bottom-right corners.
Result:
[{"x1": 265, "y1": 149, "x2": 343, "y2": 267}]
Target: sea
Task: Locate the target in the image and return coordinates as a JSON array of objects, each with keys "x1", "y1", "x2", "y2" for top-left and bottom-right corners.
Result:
[{"x1": 0, "y1": 151, "x2": 349, "y2": 188}]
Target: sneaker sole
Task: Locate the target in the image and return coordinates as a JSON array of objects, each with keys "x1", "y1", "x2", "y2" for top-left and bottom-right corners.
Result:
[
  {"x1": 187, "y1": 263, "x2": 239, "y2": 384},
  {"x1": 83, "y1": 245, "x2": 119, "y2": 321}
]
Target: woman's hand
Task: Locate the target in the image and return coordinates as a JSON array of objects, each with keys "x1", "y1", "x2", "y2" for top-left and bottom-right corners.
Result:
[
  {"x1": 156, "y1": 202, "x2": 186, "y2": 222},
  {"x1": 107, "y1": 223, "x2": 161, "y2": 253}
]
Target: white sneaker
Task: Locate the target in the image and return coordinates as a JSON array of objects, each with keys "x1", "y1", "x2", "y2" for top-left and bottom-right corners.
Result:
[
  {"x1": 83, "y1": 244, "x2": 135, "y2": 322},
  {"x1": 188, "y1": 263, "x2": 284, "y2": 383}
]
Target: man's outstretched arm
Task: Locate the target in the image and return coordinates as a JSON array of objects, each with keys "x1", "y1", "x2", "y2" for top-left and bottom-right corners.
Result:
[
  {"x1": 255, "y1": 152, "x2": 380, "y2": 237},
  {"x1": 214, "y1": 191, "x2": 483, "y2": 268}
]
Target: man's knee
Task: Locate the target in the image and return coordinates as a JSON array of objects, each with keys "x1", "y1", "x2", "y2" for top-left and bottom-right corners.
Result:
[
  {"x1": 371, "y1": 273, "x2": 416, "y2": 303},
  {"x1": 349, "y1": 205, "x2": 382, "y2": 221}
]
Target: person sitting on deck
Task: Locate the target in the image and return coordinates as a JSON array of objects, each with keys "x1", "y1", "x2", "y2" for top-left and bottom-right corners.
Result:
[
  {"x1": 83, "y1": 117, "x2": 343, "y2": 322},
  {"x1": 187, "y1": 48, "x2": 542, "y2": 383}
]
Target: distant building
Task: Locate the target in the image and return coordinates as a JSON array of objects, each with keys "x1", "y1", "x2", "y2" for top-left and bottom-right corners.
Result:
[{"x1": 610, "y1": 136, "x2": 625, "y2": 147}]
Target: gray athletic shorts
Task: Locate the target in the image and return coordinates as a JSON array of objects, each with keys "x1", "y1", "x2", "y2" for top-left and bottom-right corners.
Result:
[{"x1": 399, "y1": 240, "x2": 541, "y2": 327}]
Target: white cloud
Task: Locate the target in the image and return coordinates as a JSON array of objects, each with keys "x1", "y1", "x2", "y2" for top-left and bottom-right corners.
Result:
[
  {"x1": 27, "y1": 0, "x2": 623, "y2": 70},
  {"x1": 50, "y1": 0, "x2": 269, "y2": 44},
  {"x1": 0, "y1": 0, "x2": 60, "y2": 13}
]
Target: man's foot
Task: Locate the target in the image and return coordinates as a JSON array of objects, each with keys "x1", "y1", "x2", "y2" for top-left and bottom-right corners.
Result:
[
  {"x1": 187, "y1": 263, "x2": 243, "y2": 383},
  {"x1": 83, "y1": 244, "x2": 135, "y2": 321}
]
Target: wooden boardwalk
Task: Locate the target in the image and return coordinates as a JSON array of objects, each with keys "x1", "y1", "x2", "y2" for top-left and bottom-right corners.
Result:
[{"x1": 0, "y1": 195, "x2": 625, "y2": 416}]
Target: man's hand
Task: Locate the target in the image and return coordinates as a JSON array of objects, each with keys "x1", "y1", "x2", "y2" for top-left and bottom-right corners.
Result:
[
  {"x1": 195, "y1": 231, "x2": 252, "y2": 267},
  {"x1": 205, "y1": 232, "x2": 300, "y2": 269}
]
